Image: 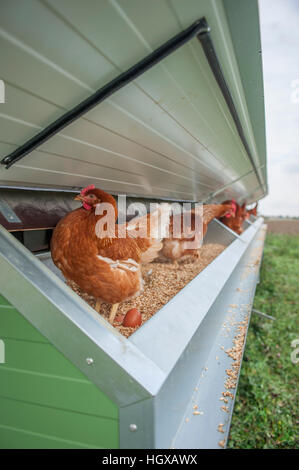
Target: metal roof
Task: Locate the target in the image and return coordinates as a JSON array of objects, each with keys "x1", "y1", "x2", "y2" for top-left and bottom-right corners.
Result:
[{"x1": 0, "y1": 0, "x2": 267, "y2": 203}]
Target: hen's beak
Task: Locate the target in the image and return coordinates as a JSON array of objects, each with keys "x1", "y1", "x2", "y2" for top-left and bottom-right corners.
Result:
[{"x1": 74, "y1": 194, "x2": 84, "y2": 202}]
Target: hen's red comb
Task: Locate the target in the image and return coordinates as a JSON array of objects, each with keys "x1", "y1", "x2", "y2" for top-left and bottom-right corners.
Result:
[
  {"x1": 225, "y1": 200, "x2": 237, "y2": 218},
  {"x1": 80, "y1": 184, "x2": 95, "y2": 196}
]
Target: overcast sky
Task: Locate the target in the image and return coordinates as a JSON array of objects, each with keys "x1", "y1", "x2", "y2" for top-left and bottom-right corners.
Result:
[{"x1": 258, "y1": 0, "x2": 299, "y2": 217}]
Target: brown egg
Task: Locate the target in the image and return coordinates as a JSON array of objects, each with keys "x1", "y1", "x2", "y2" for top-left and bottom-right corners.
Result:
[{"x1": 122, "y1": 308, "x2": 142, "y2": 327}]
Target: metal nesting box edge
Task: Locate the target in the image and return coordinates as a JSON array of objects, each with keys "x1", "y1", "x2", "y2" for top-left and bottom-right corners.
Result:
[{"x1": 0, "y1": 217, "x2": 266, "y2": 448}]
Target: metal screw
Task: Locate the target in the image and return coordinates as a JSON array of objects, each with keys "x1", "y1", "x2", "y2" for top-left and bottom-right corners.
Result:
[
  {"x1": 86, "y1": 357, "x2": 94, "y2": 365},
  {"x1": 129, "y1": 424, "x2": 138, "y2": 432}
]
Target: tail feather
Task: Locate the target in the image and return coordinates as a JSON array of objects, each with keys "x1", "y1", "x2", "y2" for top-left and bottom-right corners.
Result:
[
  {"x1": 127, "y1": 203, "x2": 171, "y2": 264},
  {"x1": 139, "y1": 239, "x2": 163, "y2": 263}
]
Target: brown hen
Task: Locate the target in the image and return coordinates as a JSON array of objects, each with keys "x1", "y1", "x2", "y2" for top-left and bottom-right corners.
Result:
[
  {"x1": 51, "y1": 185, "x2": 170, "y2": 323},
  {"x1": 219, "y1": 200, "x2": 247, "y2": 235},
  {"x1": 161, "y1": 203, "x2": 235, "y2": 261}
]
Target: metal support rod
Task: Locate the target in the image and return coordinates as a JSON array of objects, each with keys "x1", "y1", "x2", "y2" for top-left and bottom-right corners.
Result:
[
  {"x1": 252, "y1": 309, "x2": 275, "y2": 321},
  {"x1": 1, "y1": 18, "x2": 209, "y2": 169}
]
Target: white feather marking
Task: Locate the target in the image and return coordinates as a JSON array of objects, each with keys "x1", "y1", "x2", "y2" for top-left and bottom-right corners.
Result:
[{"x1": 97, "y1": 255, "x2": 139, "y2": 272}]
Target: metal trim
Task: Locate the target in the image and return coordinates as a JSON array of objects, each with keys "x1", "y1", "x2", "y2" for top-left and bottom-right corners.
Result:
[
  {"x1": 130, "y1": 218, "x2": 264, "y2": 372},
  {"x1": 0, "y1": 218, "x2": 265, "y2": 448},
  {"x1": 168, "y1": 224, "x2": 266, "y2": 448},
  {"x1": 213, "y1": 218, "x2": 244, "y2": 241},
  {"x1": 196, "y1": 24, "x2": 264, "y2": 191},
  {"x1": 123, "y1": 221, "x2": 266, "y2": 448},
  {"x1": 0, "y1": 183, "x2": 81, "y2": 193},
  {"x1": 0, "y1": 224, "x2": 165, "y2": 406}
]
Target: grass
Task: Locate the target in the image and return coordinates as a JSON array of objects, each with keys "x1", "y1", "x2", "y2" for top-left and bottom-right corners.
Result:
[{"x1": 228, "y1": 233, "x2": 299, "y2": 449}]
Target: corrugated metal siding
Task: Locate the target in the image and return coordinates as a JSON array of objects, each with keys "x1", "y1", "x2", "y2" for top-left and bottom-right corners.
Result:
[
  {"x1": 0, "y1": 0, "x2": 266, "y2": 202},
  {"x1": 0, "y1": 294, "x2": 119, "y2": 449}
]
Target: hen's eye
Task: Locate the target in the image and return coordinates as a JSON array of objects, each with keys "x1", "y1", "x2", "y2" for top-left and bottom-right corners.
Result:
[{"x1": 89, "y1": 194, "x2": 95, "y2": 198}]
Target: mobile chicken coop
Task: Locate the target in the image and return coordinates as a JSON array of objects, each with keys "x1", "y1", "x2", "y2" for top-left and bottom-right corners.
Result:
[{"x1": 0, "y1": 0, "x2": 267, "y2": 449}]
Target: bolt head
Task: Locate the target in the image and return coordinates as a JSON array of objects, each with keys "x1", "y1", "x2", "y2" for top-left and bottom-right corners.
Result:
[
  {"x1": 129, "y1": 424, "x2": 138, "y2": 432},
  {"x1": 86, "y1": 357, "x2": 94, "y2": 365}
]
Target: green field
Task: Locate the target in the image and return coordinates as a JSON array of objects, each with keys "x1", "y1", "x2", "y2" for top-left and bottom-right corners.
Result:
[{"x1": 228, "y1": 233, "x2": 299, "y2": 449}]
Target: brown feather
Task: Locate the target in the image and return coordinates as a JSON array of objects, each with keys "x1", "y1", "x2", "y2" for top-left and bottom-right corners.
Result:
[
  {"x1": 51, "y1": 190, "x2": 170, "y2": 304},
  {"x1": 161, "y1": 203, "x2": 234, "y2": 261}
]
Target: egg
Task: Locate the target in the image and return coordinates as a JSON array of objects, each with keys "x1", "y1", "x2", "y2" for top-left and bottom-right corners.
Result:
[{"x1": 122, "y1": 308, "x2": 142, "y2": 327}]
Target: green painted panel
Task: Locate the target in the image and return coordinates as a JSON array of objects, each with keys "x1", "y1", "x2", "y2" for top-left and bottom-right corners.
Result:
[
  {"x1": 0, "y1": 397, "x2": 118, "y2": 449},
  {"x1": 0, "y1": 368, "x2": 117, "y2": 419},
  {"x1": 0, "y1": 306, "x2": 48, "y2": 343},
  {"x1": 2, "y1": 338, "x2": 89, "y2": 379},
  {"x1": 0, "y1": 295, "x2": 11, "y2": 306},
  {"x1": 0, "y1": 295, "x2": 119, "y2": 449},
  {"x1": 0, "y1": 425, "x2": 95, "y2": 449}
]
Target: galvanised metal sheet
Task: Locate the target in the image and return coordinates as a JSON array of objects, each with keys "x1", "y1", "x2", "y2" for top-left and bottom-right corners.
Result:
[
  {"x1": 160, "y1": 225, "x2": 267, "y2": 449},
  {"x1": 0, "y1": 0, "x2": 266, "y2": 203},
  {"x1": 0, "y1": 216, "x2": 265, "y2": 448}
]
